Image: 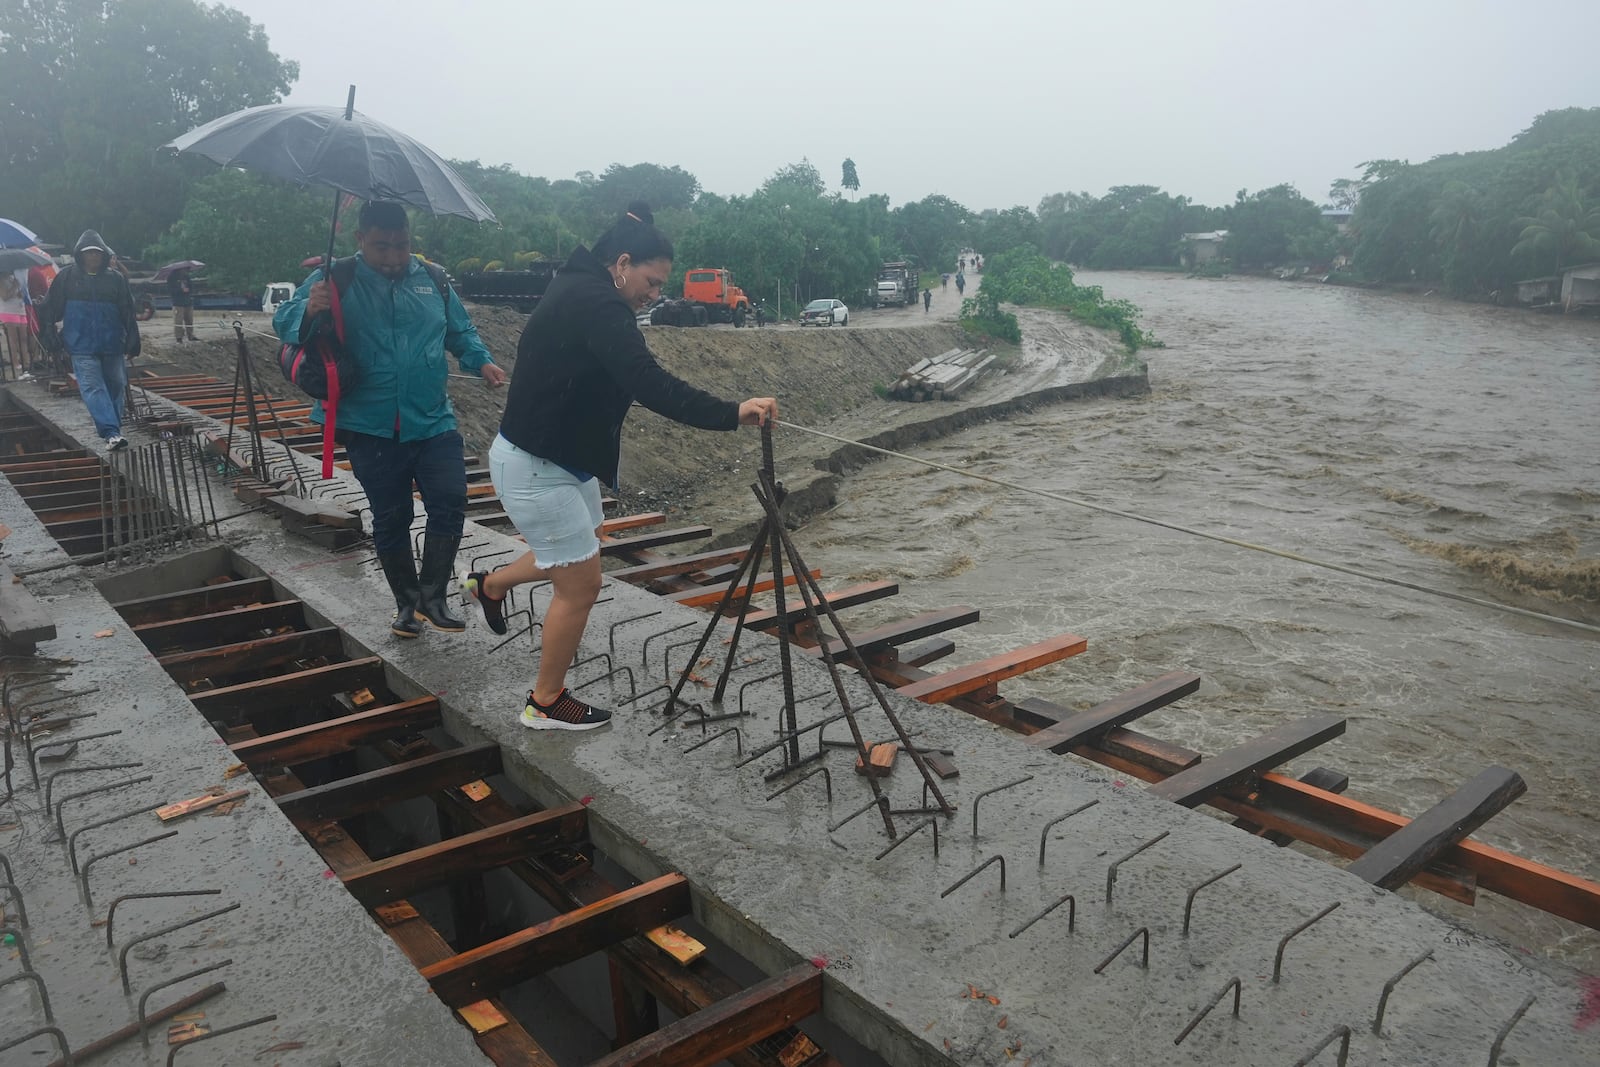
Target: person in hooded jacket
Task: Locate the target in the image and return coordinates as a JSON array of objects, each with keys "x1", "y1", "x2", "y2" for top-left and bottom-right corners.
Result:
[
  {"x1": 461, "y1": 202, "x2": 778, "y2": 731},
  {"x1": 38, "y1": 230, "x2": 141, "y2": 450}
]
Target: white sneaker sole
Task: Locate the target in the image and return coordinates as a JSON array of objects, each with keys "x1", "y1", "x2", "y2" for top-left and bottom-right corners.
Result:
[{"x1": 520, "y1": 709, "x2": 611, "y2": 731}]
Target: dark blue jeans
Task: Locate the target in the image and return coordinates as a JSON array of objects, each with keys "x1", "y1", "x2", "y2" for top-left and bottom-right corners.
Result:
[
  {"x1": 71, "y1": 351, "x2": 128, "y2": 438},
  {"x1": 343, "y1": 429, "x2": 466, "y2": 554}
]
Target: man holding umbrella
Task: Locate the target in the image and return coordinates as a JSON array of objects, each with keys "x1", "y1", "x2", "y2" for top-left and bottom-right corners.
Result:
[
  {"x1": 166, "y1": 264, "x2": 199, "y2": 342},
  {"x1": 274, "y1": 200, "x2": 507, "y2": 638},
  {"x1": 37, "y1": 231, "x2": 140, "y2": 450}
]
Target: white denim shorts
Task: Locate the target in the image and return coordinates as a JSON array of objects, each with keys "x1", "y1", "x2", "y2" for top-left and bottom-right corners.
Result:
[{"x1": 488, "y1": 434, "x2": 604, "y2": 569}]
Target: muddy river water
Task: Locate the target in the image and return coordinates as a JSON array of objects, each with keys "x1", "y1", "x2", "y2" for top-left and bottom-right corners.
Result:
[{"x1": 784, "y1": 272, "x2": 1599, "y2": 967}]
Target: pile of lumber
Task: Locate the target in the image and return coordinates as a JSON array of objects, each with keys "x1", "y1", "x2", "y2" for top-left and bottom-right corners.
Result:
[{"x1": 888, "y1": 347, "x2": 995, "y2": 401}]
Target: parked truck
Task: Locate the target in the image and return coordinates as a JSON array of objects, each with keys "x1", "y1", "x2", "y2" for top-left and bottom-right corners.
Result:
[
  {"x1": 650, "y1": 267, "x2": 753, "y2": 327},
  {"x1": 454, "y1": 262, "x2": 560, "y2": 309},
  {"x1": 873, "y1": 261, "x2": 919, "y2": 308}
]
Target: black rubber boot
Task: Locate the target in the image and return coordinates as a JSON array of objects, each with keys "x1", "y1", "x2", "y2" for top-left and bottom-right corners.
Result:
[
  {"x1": 378, "y1": 550, "x2": 423, "y2": 638},
  {"x1": 415, "y1": 532, "x2": 466, "y2": 632}
]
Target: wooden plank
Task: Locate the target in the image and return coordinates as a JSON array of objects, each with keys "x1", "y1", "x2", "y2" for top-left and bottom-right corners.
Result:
[
  {"x1": 738, "y1": 580, "x2": 900, "y2": 628},
  {"x1": 0, "y1": 454, "x2": 99, "y2": 474},
  {"x1": 1146, "y1": 715, "x2": 1346, "y2": 807},
  {"x1": 190, "y1": 657, "x2": 387, "y2": 726},
  {"x1": 606, "y1": 546, "x2": 750, "y2": 585},
  {"x1": 131, "y1": 599, "x2": 303, "y2": 651},
  {"x1": 600, "y1": 512, "x2": 668, "y2": 533},
  {"x1": 602, "y1": 525, "x2": 713, "y2": 556},
  {"x1": 591, "y1": 964, "x2": 823, "y2": 1067},
  {"x1": 156, "y1": 626, "x2": 343, "y2": 685},
  {"x1": 893, "y1": 633, "x2": 1087, "y2": 704},
  {"x1": 1251, "y1": 772, "x2": 1599, "y2": 924},
  {"x1": 241, "y1": 740, "x2": 555, "y2": 1065},
  {"x1": 1235, "y1": 766, "x2": 1349, "y2": 844},
  {"x1": 277, "y1": 742, "x2": 502, "y2": 825},
  {"x1": 663, "y1": 569, "x2": 821, "y2": 610},
  {"x1": 1024, "y1": 671, "x2": 1202, "y2": 753},
  {"x1": 897, "y1": 638, "x2": 956, "y2": 667},
  {"x1": 1347, "y1": 766, "x2": 1527, "y2": 890},
  {"x1": 806, "y1": 606, "x2": 980, "y2": 662},
  {"x1": 342, "y1": 804, "x2": 589, "y2": 906},
  {"x1": 231, "y1": 697, "x2": 441, "y2": 768},
  {"x1": 0, "y1": 562, "x2": 57, "y2": 647},
  {"x1": 420, "y1": 873, "x2": 691, "y2": 1007}
]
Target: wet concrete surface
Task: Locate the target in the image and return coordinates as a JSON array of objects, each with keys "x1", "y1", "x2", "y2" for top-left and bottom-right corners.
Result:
[
  {"x1": 0, "y1": 436, "x2": 488, "y2": 1060},
  {"x1": 5, "y1": 365, "x2": 1596, "y2": 1066}
]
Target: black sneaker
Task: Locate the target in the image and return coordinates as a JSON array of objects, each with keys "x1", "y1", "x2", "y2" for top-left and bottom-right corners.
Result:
[
  {"x1": 461, "y1": 570, "x2": 508, "y2": 635},
  {"x1": 520, "y1": 689, "x2": 611, "y2": 731}
]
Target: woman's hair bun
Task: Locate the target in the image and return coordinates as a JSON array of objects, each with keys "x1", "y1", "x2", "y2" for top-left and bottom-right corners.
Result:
[{"x1": 624, "y1": 201, "x2": 654, "y2": 225}]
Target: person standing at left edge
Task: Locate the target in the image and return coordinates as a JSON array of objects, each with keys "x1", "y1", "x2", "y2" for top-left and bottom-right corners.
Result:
[
  {"x1": 274, "y1": 200, "x2": 507, "y2": 638},
  {"x1": 38, "y1": 230, "x2": 140, "y2": 451}
]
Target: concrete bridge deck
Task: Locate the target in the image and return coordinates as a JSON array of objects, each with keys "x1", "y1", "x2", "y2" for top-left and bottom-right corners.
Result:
[{"x1": 1, "y1": 377, "x2": 1594, "y2": 1066}]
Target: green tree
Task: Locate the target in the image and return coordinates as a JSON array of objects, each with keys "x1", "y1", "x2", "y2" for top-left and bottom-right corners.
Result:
[
  {"x1": 1510, "y1": 169, "x2": 1600, "y2": 275},
  {"x1": 840, "y1": 158, "x2": 859, "y2": 196},
  {"x1": 143, "y1": 169, "x2": 334, "y2": 290},
  {"x1": 972, "y1": 206, "x2": 1040, "y2": 258},
  {"x1": 1225, "y1": 184, "x2": 1331, "y2": 268},
  {"x1": 0, "y1": 0, "x2": 298, "y2": 252},
  {"x1": 894, "y1": 194, "x2": 970, "y2": 271}
]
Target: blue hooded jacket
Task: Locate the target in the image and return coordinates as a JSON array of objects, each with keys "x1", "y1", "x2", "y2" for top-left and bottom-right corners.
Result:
[
  {"x1": 38, "y1": 230, "x2": 140, "y2": 358},
  {"x1": 274, "y1": 254, "x2": 494, "y2": 441}
]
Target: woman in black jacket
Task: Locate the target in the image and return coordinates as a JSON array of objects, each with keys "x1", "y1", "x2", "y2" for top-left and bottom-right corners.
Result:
[{"x1": 464, "y1": 203, "x2": 777, "y2": 730}]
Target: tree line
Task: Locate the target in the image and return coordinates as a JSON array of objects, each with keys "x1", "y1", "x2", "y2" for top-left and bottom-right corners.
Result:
[{"x1": 4, "y1": 2, "x2": 1595, "y2": 310}]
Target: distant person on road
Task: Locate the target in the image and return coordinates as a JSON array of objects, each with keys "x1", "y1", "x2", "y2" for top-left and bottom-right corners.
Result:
[
  {"x1": 462, "y1": 201, "x2": 778, "y2": 733},
  {"x1": 955, "y1": 271, "x2": 966, "y2": 296},
  {"x1": 38, "y1": 230, "x2": 140, "y2": 451},
  {"x1": 941, "y1": 273, "x2": 949, "y2": 290},
  {"x1": 923, "y1": 287, "x2": 932, "y2": 312},
  {"x1": 168, "y1": 268, "x2": 196, "y2": 343},
  {"x1": 274, "y1": 200, "x2": 507, "y2": 640}
]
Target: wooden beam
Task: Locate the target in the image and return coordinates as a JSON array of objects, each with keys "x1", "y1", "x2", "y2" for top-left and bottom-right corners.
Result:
[
  {"x1": 277, "y1": 743, "x2": 502, "y2": 825},
  {"x1": 190, "y1": 657, "x2": 387, "y2": 726},
  {"x1": 602, "y1": 525, "x2": 712, "y2": 556},
  {"x1": 131, "y1": 599, "x2": 304, "y2": 651},
  {"x1": 591, "y1": 964, "x2": 823, "y2": 1067},
  {"x1": 606, "y1": 546, "x2": 750, "y2": 585},
  {"x1": 897, "y1": 638, "x2": 956, "y2": 667},
  {"x1": 1251, "y1": 772, "x2": 1599, "y2": 925},
  {"x1": 663, "y1": 569, "x2": 822, "y2": 610},
  {"x1": 420, "y1": 873, "x2": 691, "y2": 1007},
  {"x1": 738, "y1": 580, "x2": 900, "y2": 628},
  {"x1": 156, "y1": 626, "x2": 343, "y2": 685},
  {"x1": 1023, "y1": 671, "x2": 1202, "y2": 753},
  {"x1": 343, "y1": 804, "x2": 589, "y2": 906},
  {"x1": 807, "y1": 606, "x2": 980, "y2": 663},
  {"x1": 1146, "y1": 715, "x2": 1346, "y2": 807},
  {"x1": 894, "y1": 633, "x2": 1087, "y2": 704},
  {"x1": 600, "y1": 512, "x2": 668, "y2": 533},
  {"x1": 1346, "y1": 766, "x2": 1527, "y2": 891},
  {"x1": 230, "y1": 697, "x2": 441, "y2": 768}
]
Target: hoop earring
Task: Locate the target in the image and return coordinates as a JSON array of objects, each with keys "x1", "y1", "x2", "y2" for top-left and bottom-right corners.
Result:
[{"x1": 614, "y1": 273, "x2": 626, "y2": 290}]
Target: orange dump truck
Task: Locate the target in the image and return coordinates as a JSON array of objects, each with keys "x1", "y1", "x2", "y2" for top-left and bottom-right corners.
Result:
[{"x1": 652, "y1": 267, "x2": 752, "y2": 327}]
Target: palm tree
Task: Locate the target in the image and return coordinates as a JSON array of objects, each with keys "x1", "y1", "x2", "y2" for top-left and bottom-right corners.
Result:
[{"x1": 1510, "y1": 169, "x2": 1600, "y2": 275}]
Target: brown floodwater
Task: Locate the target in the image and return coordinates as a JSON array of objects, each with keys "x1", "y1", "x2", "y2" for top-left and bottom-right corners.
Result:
[{"x1": 786, "y1": 272, "x2": 1600, "y2": 968}]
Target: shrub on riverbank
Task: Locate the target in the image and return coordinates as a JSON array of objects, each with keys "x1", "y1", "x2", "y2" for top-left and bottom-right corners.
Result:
[{"x1": 978, "y1": 248, "x2": 1160, "y2": 351}]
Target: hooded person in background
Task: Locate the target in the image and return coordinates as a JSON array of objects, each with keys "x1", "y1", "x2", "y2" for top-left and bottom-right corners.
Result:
[{"x1": 38, "y1": 230, "x2": 140, "y2": 451}]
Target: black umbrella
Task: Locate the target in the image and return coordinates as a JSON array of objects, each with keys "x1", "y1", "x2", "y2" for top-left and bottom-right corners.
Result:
[
  {"x1": 162, "y1": 86, "x2": 495, "y2": 266},
  {"x1": 0, "y1": 246, "x2": 52, "y2": 272}
]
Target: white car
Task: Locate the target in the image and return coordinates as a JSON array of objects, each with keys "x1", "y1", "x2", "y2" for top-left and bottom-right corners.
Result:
[{"x1": 800, "y1": 298, "x2": 848, "y2": 326}]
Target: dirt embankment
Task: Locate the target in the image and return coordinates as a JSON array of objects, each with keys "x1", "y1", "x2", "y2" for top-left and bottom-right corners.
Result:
[{"x1": 135, "y1": 300, "x2": 1142, "y2": 531}]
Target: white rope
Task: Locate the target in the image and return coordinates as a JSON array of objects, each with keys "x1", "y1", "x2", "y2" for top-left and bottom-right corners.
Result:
[{"x1": 775, "y1": 419, "x2": 1600, "y2": 637}]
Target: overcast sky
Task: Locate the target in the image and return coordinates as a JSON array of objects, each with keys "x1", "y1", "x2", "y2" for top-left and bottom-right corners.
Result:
[{"x1": 222, "y1": 0, "x2": 1599, "y2": 212}]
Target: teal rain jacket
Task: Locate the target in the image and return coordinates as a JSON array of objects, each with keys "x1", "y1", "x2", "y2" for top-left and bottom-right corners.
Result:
[{"x1": 273, "y1": 254, "x2": 495, "y2": 441}]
